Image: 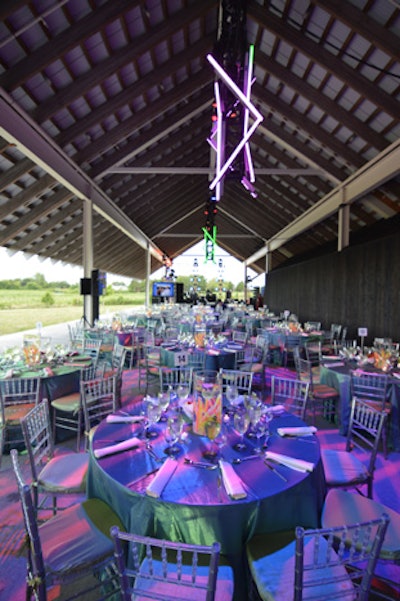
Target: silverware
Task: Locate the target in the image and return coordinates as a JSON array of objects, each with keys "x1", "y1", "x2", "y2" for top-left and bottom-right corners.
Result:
[
  {"x1": 264, "y1": 459, "x2": 288, "y2": 482},
  {"x1": 145, "y1": 442, "x2": 164, "y2": 463},
  {"x1": 184, "y1": 457, "x2": 218, "y2": 470},
  {"x1": 232, "y1": 454, "x2": 260, "y2": 464}
]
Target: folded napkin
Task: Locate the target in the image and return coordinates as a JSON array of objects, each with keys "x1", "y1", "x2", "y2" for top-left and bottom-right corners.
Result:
[
  {"x1": 106, "y1": 414, "x2": 145, "y2": 424},
  {"x1": 42, "y1": 366, "x2": 54, "y2": 377},
  {"x1": 94, "y1": 437, "x2": 141, "y2": 459},
  {"x1": 218, "y1": 460, "x2": 247, "y2": 500},
  {"x1": 393, "y1": 372, "x2": 400, "y2": 380},
  {"x1": 146, "y1": 458, "x2": 177, "y2": 498},
  {"x1": 264, "y1": 451, "x2": 314, "y2": 473},
  {"x1": 268, "y1": 404, "x2": 285, "y2": 415},
  {"x1": 277, "y1": 426, "x2": 317, "y2": 437},
  {"x1": 4, "y1": 368, "x2": 14, "y2": 378}
]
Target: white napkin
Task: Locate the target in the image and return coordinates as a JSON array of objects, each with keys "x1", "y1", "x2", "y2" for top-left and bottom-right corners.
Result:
[
  {"x1": 146, "y1": 458, "x2": 178, "y2": 498},
  {"x1": 218, "y1": 460, "x2": 247, "y2": 500},
  {"x1": 106, "y1": 414, "x2": 145, "y2": 424},
  {"x1": 277, "y1": 426, "x2": 317, "y2": 437},
  {"x1": 264, "y1": 451, "x2": 314, "y2": 473},
  {"x1": 393, "y1": 372, "x2": 400, "y2": 380},
  {"x1": 94, "y1": 437, "x2": 141, "y2": 458},
  {"x1": 268, "y1": 404, "x2": 285, "y2": 415}
]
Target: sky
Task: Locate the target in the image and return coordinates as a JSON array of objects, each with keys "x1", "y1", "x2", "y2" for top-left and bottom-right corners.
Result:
[{"x1": 0, "y1": 241, "x2": 264, "y2": 289}]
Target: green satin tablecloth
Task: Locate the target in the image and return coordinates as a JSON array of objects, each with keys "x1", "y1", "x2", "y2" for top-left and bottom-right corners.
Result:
[
  {"x1": 319, "y1": 362, "x2": 400, "y2": 451},
  {"x1": 87, "y1": 407, "x2": 325, "y2": 599}
]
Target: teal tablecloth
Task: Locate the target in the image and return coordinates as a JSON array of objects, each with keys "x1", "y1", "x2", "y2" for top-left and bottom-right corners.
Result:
[
  {"x1": 160, "y1": 345, "x2": 237, "y2": 371},
  {"x1": 87, "y1": 407, "x2": 325, "y2": 600},
  {"x1": 319, "y1": 362, "x2": 400, "y2": 451}
]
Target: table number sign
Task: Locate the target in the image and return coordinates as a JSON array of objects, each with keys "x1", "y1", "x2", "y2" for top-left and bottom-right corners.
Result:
[
  {"x1": 174, "y1": 352, "x2": 188, "y2": 367},
  {"x1": 358, "y1": 327, "x2": 368, "y2": 337}
]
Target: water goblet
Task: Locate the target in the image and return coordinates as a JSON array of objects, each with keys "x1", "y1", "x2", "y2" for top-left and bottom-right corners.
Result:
[
  {"x1": 233, "y1": 409, "x2": 250, "y2": 451},
  {"x1": 158, "y1": 392, "x2": 170, "y2": 421},
  {"x1": 145, "y1": 400, "x2": 162, "y2": 439},
  {"x1": 164, "y1": 414, "x2": 184, "y2": 455},
  {"x1": 203, "y1": 416, "x2": 222, "y2": 460},
  {"x1": 253, "y1": 417, "x2": 267, "y2": 453},
  {"x1": 176, "y1": 382, "x2": 190, "y2": 404}
]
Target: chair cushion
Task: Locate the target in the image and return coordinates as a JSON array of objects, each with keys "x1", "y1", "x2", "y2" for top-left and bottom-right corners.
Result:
[
  {"x1": 51, "y1": 393, "x2": 80, "y2": 412},
  {"x1": 246, "y1": 531, "x2": 354, "y2": 601},
  {"x1": 135, "y1": 558, "x2": 234, "y2": 601},
  {"x1": 322, "y1": 489, "x2": 400, "y2": 562},
  {"x1": 5, "y1": 403, "x2": 35, "y2": 424},
  {"x1": 40, "y1": 498, "x2": 124, "y2": 575},
  {"x1": 38, "y1": 452, "x2": 88, "y2": 493},
  {"x1": 312, "y1": 384, "x2": 338, "y2": 399},
  {"x1": 321, "y1": 448, "x2": 368, "y2": 486}
]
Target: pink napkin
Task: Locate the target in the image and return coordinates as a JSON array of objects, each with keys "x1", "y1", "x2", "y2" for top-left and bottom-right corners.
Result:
[{"x1": 94, "y1": 437, "x2": 141, "y2": 459}]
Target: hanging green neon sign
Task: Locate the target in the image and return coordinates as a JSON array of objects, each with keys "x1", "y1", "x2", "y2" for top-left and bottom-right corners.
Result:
[{"x1": 202, "y1": 225, "x2": 217, "y2": 263}]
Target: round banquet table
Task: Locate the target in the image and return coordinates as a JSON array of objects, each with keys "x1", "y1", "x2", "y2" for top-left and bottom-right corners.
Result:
[
  {"x1": 160, "y1": 343, "x2": 240, "y2": 370},
  {"x1": 87, "y1": 403, "x2": 326, "y2": 599},
  {"x1": 0, "y1": 355, "x2": 91, "y2": 443},
  {"x1": 319, "y1": 359, "x2": 400, "y2": 451}
]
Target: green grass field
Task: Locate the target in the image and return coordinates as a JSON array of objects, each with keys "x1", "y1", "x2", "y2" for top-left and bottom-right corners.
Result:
[{"x1": 0, "y1": 289, "x2": 146, "y2": 335}]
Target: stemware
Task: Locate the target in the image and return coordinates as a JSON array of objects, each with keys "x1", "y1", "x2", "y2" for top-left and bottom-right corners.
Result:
[
  {"x1": 145, "y1": 400, "x2": 162, "y2": 438},
  {"x1": 203, "y1": 416, "x2": 222, "y2": 460},
  {"x1": 233, "y1": 409, "x2": 250, "y2": 451},
  {"x1": 157, "y1": 392, "x2": 170, "y2": 421},
  {"x1": 176, "y1": 382, "x2": 190, "y2": 404},
  {"x1": 164, "y1": 414, "x2": 184, "y2": 455}
]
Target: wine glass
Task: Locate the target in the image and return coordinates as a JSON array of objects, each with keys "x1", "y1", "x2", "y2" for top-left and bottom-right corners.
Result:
[
  {"x1": 145, "y1": 401, "x2": 162, "y2": 438},
  {"x1": 158, "y1": 392, "x2": 170, "y2": 421},
  {"x1": 176, "y1": 382, "x2": 190, "y2": 406},
  {"x1": 233, "y1": 409, "x2": 250, "y2": 451},
  {"x1": 164, "y1": 414, "x2": 184, "y2": 455},
  {"x1": 203, "y1": 416, "x2": 222, "y2": 460},
  {"x1": 253, "y1": 417, "x2": 267, "y2": 453}
]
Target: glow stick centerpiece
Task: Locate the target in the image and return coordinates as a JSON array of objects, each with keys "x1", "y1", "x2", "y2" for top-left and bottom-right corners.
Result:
[{"x1": 193, "y1": 370, "x2": 222, "y2": 436}]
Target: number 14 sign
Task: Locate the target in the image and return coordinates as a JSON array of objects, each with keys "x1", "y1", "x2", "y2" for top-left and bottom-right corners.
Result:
[{"x1": 174, "y1": 352, "x2": 188, "y2": 367}]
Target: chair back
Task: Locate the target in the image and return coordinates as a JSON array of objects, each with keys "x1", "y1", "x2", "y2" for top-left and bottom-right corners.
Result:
[
  {"x1": 159, "y1": 366, "x2": 193, "y2": 393},
  {"x1": 0, "y1": 375, "x2": 41, "y2": 413},
  {"x1": 219, "y1": 368, "x2": 253, "y2": 397},
  {"x1": 350, "y1": 372, "x2": 389, "y2": 410},
  {"x1": 82, "y1": 338, "x2": 102, "y2": 366},
  {"x1": 10, "y1": 448, "x2": 47, "y2": 601},
  {"x1": 346, "y1": 397, "x2": 387, "y2": 476},
  {"x1": 1, "y1": 376, "x2": 41, "y2": 461},
  {"x1": 21, "y1": 399, "x2": 54, "y2": 485},
  {"x1": 81, "y1": 375, "x2": 118, "y2": 445},
  {"x1": 271, "y1": 376, "x2": 310, "y2": 421},
  {"x1": 111, "y1": 527, "x2": 223, "y2": 601},
  {"x1": 304, "y1": 341, "x2": 322, "y2": 366},
  {"x1": 187, "y1": 350, "x2": 207, "y2": 372},
  {"x1": 232, "y1": 330, "x2": 247, "y2": 344},
  {"x1": 294, "y1": 514, "x2": 389, "y2": 601}
]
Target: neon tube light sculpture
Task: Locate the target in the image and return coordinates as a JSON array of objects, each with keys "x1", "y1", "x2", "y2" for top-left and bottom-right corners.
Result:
[{"x1": 207, "y1": 46, "x2": 263, "y2": 198}]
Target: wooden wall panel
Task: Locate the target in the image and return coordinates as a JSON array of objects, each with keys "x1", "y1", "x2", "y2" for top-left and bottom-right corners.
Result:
[{"x1": 265, "y1": 229, "x2": 400, "y2": 344}]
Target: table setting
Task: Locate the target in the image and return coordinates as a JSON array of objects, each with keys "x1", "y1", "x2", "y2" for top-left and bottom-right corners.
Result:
[
  {"x1": 88, "y1": 382, "x2": 325, "y2": 600},
  {"x1": 319, "y1": 348, "x2": 400, "y2": 450}
]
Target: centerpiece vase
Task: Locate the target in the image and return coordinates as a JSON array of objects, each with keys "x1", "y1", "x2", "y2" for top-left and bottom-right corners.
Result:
[{"x1": 193, "y1": 370, "x2": 222, "y2": 436}]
